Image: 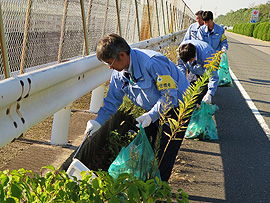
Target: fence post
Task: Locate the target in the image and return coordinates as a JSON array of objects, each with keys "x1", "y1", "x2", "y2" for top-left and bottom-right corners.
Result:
[
  {"x1": 51, "y1": 0, "x2": 70, "y2": 145},
  {"x1": 19, "y1": 0, "x2": 32, "y2": 75},
  {"x1": 181, "y1": 3, "x2": 186, "y2": 30},
  {"x1": 154, "y1": 0, "x2": 160, "y2": 36},
  {"x1": 166, "y1": 1, "x2": 170, "y2": 33},
  {"x1": 0, "y1": 3, "x2": 10, "y2": 78},
  {"x1": 57, "y1": 0, "x2": 68, "y2": 63},
  {"x1": 80, "y1": 0, "x2": 89, "y2": 56},
  {"x1": 124, "y1": 0, "x2": 132, "y2": 38},
  {"x1": 161, "y1": 0, "x2": 166, "y2": 35},
  {"x1": 134, "y1": 0, "x2": 141, "y2": 41},
  {"x1": 83, "y1": 0, "x2": 93, "y2": 56},
  {"x1": 89, "y1": 84, "x2": 105, "y2": 113},
  {"x1": 102, "y1": 0, "x2": 109, "y2": 36},
  {"x1": 115, "y1": 0, "x2": 122, "y2": 36},
  {"x1": 146, "y1": 0, "x2": 152, "y2": 38},
  {"x1": 169, "y1": 4, "x2": 173, "y2": 33}
]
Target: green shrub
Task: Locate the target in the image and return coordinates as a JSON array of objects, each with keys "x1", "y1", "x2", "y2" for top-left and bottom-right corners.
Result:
[
  {"x1": 245, "y1": 23, "x2": 255, "y2": 37},
  {"x1": 267, "y1": 28, "x2": 270, "y2": 41},
  {"x1": 0, "y1": 166, "x2": 189, "y2": 202},
  {"x1": 253, "y1": 23, "x2": 261, "y2": 38},
  {"x1": 261, "y1": 22, "x2": 270, "y2": 41}
]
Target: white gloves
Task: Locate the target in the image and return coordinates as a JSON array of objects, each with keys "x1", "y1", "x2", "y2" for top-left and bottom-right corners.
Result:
[
  {"x1": 136, "y1": 113, "x2": 152, "y2": 128},
  {"x1": 221, "y1": 48, "x2": 226, "y2": 53},
  {"x1": 84, "y1": 120, "x2": 101, "y2": 135},
  {"x1": 202, "y1": 93, "x2": 212, "y2": 103},
  {"x1": 221, "y1": 48, "x2": 226, "y2": 58}
]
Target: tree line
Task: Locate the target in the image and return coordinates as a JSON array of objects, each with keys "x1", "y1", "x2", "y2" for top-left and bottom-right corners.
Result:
[{"x1": 215, "y1": 1, "x2": 270, "y2": 26}]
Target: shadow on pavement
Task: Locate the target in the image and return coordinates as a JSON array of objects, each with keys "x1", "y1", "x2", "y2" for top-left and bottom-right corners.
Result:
[{"x1": 214, "y1": 83, "x2": 270, "y2": 202}]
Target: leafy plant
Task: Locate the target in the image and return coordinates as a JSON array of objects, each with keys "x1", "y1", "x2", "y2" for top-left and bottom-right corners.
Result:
[
  {"x1": 0, "y1": 50, "x2": 222, "y2": 203},
  {"x1": 108, "y1": 129, "x2": 137, "y2": 162},
  {"x1": 153, "y1": 51, "x2": 222, "y2": 177},
  {"x1": 0, "y1": 165, "x2": 189, "y2": 202}
]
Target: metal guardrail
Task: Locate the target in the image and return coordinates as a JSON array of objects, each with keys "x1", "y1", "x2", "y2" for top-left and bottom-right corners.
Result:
[
  {"x1": 0, "y1": 0, "x2": 195, "y2": 80},
  {"x1": 0, "y1": 30, "x2": 186, "y2": 148}
]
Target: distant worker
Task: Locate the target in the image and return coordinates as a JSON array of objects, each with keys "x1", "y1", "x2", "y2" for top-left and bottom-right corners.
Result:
[
  {"x1": 197, "y1": 11, "x2": 228, "y2": 52},
  {"x1": 183, "y1": 10, "x2": 204, "y2": 41},
  {"x1": 177, "y1": 39, "x2": 219, "y2": 104},
  {"x1": 85, "y1": 34, "x2": 190, "y2": 182}
]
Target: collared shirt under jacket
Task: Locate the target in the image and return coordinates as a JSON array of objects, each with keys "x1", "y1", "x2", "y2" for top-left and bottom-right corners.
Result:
[{"x1": 95, "y1": 48, "x2": 190, "y2": 126}]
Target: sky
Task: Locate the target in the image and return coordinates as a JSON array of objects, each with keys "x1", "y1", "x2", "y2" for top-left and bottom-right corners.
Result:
[{"x1": 185, "y1": 0, "x2": 269, "y2": 18}]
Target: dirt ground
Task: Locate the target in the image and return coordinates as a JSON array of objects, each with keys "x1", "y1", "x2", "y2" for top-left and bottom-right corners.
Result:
[
  {"x1": 0, "y1": 91, "x2": 224, "y2": 203},
  {"x1": 0, "y1": 47, "x2": 222, "y2": 202}
]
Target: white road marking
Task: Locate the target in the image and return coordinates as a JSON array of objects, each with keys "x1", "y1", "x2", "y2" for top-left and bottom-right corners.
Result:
[{"x1": 229, "y1": 68, "x2": 270, "y2": 139}]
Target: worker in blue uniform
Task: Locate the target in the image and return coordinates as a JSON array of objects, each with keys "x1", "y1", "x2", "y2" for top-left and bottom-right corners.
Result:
[
  {"x1": 177, "y1": 39, "x2": 219, "y2": 103},
  {"x1": 197, "y1": 11, "x2": 228, "y2": 52},
  {"x1": 183, "y1": 10, "x2": 204, "y2": 41},
  {"x1": 84, "y1": 34, "x2": 190, "y2": 182}
]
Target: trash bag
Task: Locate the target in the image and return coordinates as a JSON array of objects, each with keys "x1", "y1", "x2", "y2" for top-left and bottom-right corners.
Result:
[
  {"x1": 217, "y1": 53, "x2": 233, "y2": 87},
  {"x1": 185, "y1": 101, "x2": 219, "y2": 140},
  {"x1": 108, "y1": 126, "x2": 160, "y2": 181}
]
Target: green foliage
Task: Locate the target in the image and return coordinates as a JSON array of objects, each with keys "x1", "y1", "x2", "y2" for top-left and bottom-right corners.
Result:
[
  {"x1": 233, "y1": 23, "x2": 255, "y2": 36},
  {"x1": 108, "y1": 130, "x2": 137, "y2": 162},
  {"x1": 154, "y1": 51, "x2": 223, "y2": 176},
  {"x1": 0, "y1": 166, "x2": 189, "y2": 202},
  {"x1": 215, "y1": 2, "x2": 270, "y2": 26},
  {"x1": 0, "y1": 51, "x2": 224, "y2": 203},
  {"x1": 252, "y1": 22, "x2": 270, "y2": 41},
  {"x1": 232, "y1": 21, "x2": 270, "y2": 41},
  {"x1": 119, "y1": 95, "x2": 146, "y2": 119}
]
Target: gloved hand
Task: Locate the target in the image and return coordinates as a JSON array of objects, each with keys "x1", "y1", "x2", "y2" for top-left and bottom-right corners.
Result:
[
  {"x1": 136, "y1": 113, "x2": 152, "y2": 128},
  {"x1": 202, "y1": 93, "x2": 212, "y2": 103},
  {"x1": 221, "y1": 48, "x2": 226, "y2": 58},
  {"x1": 84, "y1": 120, "x2": 101, "y2": 135}
]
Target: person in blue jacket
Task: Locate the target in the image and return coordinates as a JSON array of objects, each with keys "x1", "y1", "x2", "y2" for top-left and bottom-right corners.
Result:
[
  {"x1": 177, "y1": 39, "x2": 219, "y2": 103},
  {"x1": 183, "y1": 10, "x2": 204, "y2": 41},
  {"x1": 85, "y1": 34, "x2": 190, "y2": 182},
  {"x1": 197, "y1": 11, "x2": 228, "y2": 52}
]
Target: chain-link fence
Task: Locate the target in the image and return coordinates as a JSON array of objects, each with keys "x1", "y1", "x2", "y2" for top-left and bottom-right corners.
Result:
[{"x1": 0, "y1": 0, "x2": 195, "y2": 80}]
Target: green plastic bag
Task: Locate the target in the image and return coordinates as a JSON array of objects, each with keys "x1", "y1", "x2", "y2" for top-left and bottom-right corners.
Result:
[
  {"x1": 108, "y1": 126, "x2": 160, "y2": 181},
  {"x1": 218, "y1": 53, "x2": 233, "y2": 87},
  {"x1": 185, "y1": 102, "x2": 219, "y2": 140}
]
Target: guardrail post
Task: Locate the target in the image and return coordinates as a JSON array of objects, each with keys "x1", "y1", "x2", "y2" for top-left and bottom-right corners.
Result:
[
  {"x1": 89, "y1": 84, "x2": 105, "y2": 113},
  {"x1": 51, "y1": 104, "x2": 72, "y2": 145}
]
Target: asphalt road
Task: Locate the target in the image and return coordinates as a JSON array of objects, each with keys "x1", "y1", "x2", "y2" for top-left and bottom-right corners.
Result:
[
  {"x1": 170, "y1": 32, "x2": 270, "y2": 203},
  {"x1": 214, "y1": 32, "x2": 270, "y2": 202}
]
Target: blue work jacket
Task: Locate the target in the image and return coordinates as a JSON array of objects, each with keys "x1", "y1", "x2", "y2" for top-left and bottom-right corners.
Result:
[
  {"x1": 183, "y1": 22, "x2": 202, "y2": 41},
  {"x1": 197, "y1": 23, "x2": 228, "y2": 52},
  {"x1": 177, "y1": 40, "x2": 219, "y2": 96},
  {"x1": 95, "y1": 48, "x2": 190, "y2": 125}
]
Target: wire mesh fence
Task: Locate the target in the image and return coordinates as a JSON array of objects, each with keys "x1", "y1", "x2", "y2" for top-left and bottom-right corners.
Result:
[{"x1": 0, "y1": 0, "x2": 195, "y2": 80}]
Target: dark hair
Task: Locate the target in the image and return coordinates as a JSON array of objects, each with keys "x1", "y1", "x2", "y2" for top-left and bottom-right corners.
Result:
[
  {"x1": 96, "y1": 33, "x2": 131, "y2": 61},
  {"x1": 195, "y1": 10, "x2": 203, "y2": 16},
  {"x1": 179, "y1": 43, "x2": 196, "y2": 63},
  {"x1": 202, "y1": 11, "x2": 213, "y2": 21}
]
